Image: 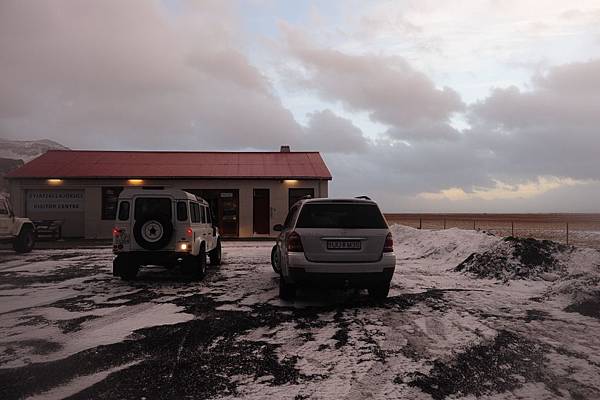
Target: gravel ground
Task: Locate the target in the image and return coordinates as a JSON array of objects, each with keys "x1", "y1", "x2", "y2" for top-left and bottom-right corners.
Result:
[{"x1": 1, "y1": 228, "x2": 600, "y2": 399}]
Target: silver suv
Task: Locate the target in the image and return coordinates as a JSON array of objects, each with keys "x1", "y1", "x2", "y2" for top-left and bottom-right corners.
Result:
[
  {"x1": 112, "y1": 188, "x2": 222, "y2": 280},
  {"x1": 271, "y1": 197, "x2": 395, "y2": 300}
]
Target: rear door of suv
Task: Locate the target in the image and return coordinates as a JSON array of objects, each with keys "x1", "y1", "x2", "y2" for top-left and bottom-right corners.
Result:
[{"x1": 293, "y1": 201, "x2": 389, "y2": 263}]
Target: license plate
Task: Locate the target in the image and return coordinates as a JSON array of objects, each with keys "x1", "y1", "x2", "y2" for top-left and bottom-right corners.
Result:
[{"x1": 327, "y1": 240, "x2": 361, "y2": 250}]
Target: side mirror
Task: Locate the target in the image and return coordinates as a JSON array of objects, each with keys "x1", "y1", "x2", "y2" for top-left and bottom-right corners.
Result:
[{"x1": 273, "y1": 224, "x2": 284, "y2": 232}]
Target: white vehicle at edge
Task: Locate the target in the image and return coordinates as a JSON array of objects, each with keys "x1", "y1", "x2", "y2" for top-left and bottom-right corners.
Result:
[
  {"x1": 112, "y1": 188, "x2": 222, "y2": 280},
  {"x1": 271, "y1": 197, "x2": 395, "y2": 300},
  {"x1": 0, "y1": 194, "x2": 36, "y2": 253}
]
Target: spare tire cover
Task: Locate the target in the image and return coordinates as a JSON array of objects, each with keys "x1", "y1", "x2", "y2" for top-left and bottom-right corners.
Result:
[{"x1": 133, "y1": 215, "x2": 173, "y2": 250}]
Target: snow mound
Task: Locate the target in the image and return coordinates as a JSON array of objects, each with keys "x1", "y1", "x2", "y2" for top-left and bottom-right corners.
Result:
[
  {"x1": 547, "y1": 247, "x2": 600, "y2": 312},
  {"x1": 455, "y1": 237, "x2": 571, "y2": 281},
  {"x1": 390, "y1": 224, "x2": 501, "y2": 266}
]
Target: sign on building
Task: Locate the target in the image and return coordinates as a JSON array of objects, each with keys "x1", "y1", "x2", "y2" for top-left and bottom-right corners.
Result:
[{"x1": 27, "y1": 190, "x2": 85, "y2": 213}]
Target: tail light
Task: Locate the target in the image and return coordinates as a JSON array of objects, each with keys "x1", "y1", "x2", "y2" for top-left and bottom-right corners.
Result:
[
  {"x1": 112, "y1": 227, "x2": 122, "y2": 237},
  {"x1": 383, "y1": 232, "x2": 394, "y2": 253},
  {"x1": 186, "y1": 227, "x2": 193, "y2": 237},
  {"x1": 287, "y1": 231, "x2": 304, "y2": 252}
]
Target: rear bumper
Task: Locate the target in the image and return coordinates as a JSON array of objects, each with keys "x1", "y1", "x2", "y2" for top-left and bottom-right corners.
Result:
[
  {"x1": 288, "y1": 268, "x2": 394, "y2": 288},
  {"x1": 286, "y1": 252, "x2": 396, "y2": 287}
]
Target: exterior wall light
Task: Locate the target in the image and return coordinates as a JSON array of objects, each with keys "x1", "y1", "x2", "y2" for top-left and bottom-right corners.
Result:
[
  {"x1": 283, "y1": 180, "x2": 299, "y2": 184},
  {"x1": 127, "y1": 179, "x2": 144, "y2": 185},
  {"x1": 47, "y1": 179, "x2": 64, "y2": 185}
]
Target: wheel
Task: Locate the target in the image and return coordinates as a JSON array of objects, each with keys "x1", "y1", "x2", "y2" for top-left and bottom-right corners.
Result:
[
  {"x1": 13, "y1": 226, "x2": 35, "y2": 253},
  {"x1": 368, "y1": 282, "x2": 390, "y2": 301},
  {"x1": 185, "y1": 245, "x2": 206, "y2": 281},
  {"x1": 133, "y1": 215, "x2": 173, "y2": 251},
  {"x1": 271, "y1": 245, "x2": 281, "y2": 273},
  {"x1": 279, "y1": 275, "x2": 296, "y2": 300},
  {"x1": 114, "y1": 255, "x2": 139, "y2": 281},
  {"x1": 209, "y1": 240, "x2": 222, "y2": 266}
]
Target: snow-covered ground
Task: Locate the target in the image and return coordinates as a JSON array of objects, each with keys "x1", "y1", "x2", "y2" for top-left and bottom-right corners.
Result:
[{"x1": 1, "y1": 226, "x2": 600, "y2": 399}]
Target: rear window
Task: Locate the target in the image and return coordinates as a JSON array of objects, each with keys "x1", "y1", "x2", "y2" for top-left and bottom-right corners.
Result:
[
  {"x1": 134, "y1": 198, "x2": 172, "y2": 220},
  {"x1": 295, "y1": 203, "x2": 387, "y2": 229}
]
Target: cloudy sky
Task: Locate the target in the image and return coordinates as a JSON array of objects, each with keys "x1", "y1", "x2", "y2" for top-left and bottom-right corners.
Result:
[{"x1": 1, "y1": 0, "x2": 600, "y2": 212}]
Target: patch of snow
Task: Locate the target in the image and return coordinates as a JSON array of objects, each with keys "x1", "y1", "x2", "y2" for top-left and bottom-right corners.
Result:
[{"x1": 390, "y1": 224, "x2": 501, "y2": 267}]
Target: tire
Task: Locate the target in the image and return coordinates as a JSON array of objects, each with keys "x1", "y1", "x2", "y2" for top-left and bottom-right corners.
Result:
[
  {"x1": 133, "y1": 215, "x2": 173, "y2": 251},
  {"x1": 279, "y1": 275, "x2": 296, "y2": 301},
  {"x1": 185, "y1": 245, "x2": 206, "y2": 281},
  {"x1": 13, "y1": 226, "x2": 35, "y2": 253},
  {"x1": 209, "y1": 240, "x2": 222, "y2": 266},
  {"x1": 368, "y1": 282, "x2": 390, "y2": 301},
  {"x1": 270, "y1": 245, "x2": 281, "y2": 273},
  {"x1": 114, "y1": 255, "x2": 139, "y2": 281}
]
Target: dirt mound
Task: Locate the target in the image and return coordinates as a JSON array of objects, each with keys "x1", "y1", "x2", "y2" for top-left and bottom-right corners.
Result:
[{"x1": 455, "y1": 237, "x2": 571, "y2": 281}]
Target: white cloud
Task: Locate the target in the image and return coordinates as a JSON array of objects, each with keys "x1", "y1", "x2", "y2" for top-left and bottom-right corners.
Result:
[{"x1": 419, "y1": 177, "x2": 592, "y2": 201}]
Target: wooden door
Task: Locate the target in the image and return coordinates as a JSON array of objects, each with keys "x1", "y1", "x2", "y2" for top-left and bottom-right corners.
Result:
[{"x1": 253, "y1": 189, "x2": 270, "y2": 234}]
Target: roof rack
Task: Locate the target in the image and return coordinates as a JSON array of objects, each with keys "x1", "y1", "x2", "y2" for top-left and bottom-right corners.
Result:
[{"x1": 355, "y1": 196, "x2": 371, "y2": 200}]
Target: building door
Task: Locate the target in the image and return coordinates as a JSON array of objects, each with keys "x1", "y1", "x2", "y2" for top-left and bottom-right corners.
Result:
[
  {"x1": 185, "y1": 189, "x2": 239, "y2": 238},
  {"x1": 289, "y1": 188, "x2": 315, "y2": 209},
  {"x1": 253, "y1": 189, "x2": 270, "y2": 234}
]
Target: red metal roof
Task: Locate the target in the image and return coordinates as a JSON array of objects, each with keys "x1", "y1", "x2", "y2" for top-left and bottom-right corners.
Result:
[{"x1": 6, "y1": 150, "x2": 332, "y2": 180}]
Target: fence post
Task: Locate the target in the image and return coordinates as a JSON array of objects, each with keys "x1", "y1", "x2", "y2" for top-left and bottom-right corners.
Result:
[
  {"x1": 443, "y1": 219, "x2": 446, "y2": 230},
  {"x1": 566, "y1": 222, "x2": 569, "y2": 245},
  {"x1": 419, "y1": 218, "x2": 422, "y2": 230},
  {"x1": 511, "y1": 221, "x2": 514, "y2": 237},
  {"x1": 473, "y1": 220, "x2": 476, "y2": 230}
]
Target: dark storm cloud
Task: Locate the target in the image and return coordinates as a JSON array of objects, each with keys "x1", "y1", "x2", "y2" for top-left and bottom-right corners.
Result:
[
  {"x1": 281, "y1": 23, "x2": 465, "y2": 142},
  {"x1": 467, "y1": 59, "x2": 600, "y2": 181},
  {"x1": 301, "y1": 110, "x2": 368, "y2": 153},
  {"x1": 320, "y1": 59, "x2": 600, "y2": 209}
]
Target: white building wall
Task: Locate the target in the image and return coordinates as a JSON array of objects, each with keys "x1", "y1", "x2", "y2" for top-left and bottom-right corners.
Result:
[{"x1": 8, "y1": 178, "x2": 329, "y2": 239}]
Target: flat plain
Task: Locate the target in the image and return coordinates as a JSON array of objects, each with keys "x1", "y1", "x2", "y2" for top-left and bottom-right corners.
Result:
[{"x1": 385, "y1": 213, "x2": 600, "y2": 249}]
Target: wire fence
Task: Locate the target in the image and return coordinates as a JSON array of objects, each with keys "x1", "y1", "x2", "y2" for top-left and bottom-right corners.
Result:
[{"x1": 384, "y1": 214, "x2": 600, "y2": 249}]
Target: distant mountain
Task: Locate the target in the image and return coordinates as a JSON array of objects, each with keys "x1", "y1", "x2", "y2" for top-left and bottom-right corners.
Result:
[
  {"x1": 0, "y1": 139, "x2": 69, "y2": 194},
  {"x1": 0, "y1": 138, "x2": 69, "y2": 162}
]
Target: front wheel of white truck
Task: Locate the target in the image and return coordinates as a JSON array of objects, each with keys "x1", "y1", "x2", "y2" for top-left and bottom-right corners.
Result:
[
  {"x1": 13, "y1": 226, "x2": 35, "y2": 253},
  {"x1": 209, "y1": 239, "x2": 222, "y2": 266}
]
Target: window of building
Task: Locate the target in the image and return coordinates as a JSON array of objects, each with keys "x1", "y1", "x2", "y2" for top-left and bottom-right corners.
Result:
[
  {"x1": 102, "y1": 187, "x2": 123, "y2": 220},
  {"x1": 288, "y1": 188, "x2": 315, "y2": 209}
]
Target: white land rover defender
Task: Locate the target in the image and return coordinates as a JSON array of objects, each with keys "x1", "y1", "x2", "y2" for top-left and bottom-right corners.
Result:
[
  {"x1": 0, "y1": 194, "x2": 36, "y2": 253},
  {"x1": 112, "y1": 188, "x2": 222, "y2": 280}
]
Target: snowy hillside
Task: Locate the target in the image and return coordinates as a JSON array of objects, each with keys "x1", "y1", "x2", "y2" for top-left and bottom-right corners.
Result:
[{"x1": 0, "y1": 138, "x2": 69, "y2": 162}]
